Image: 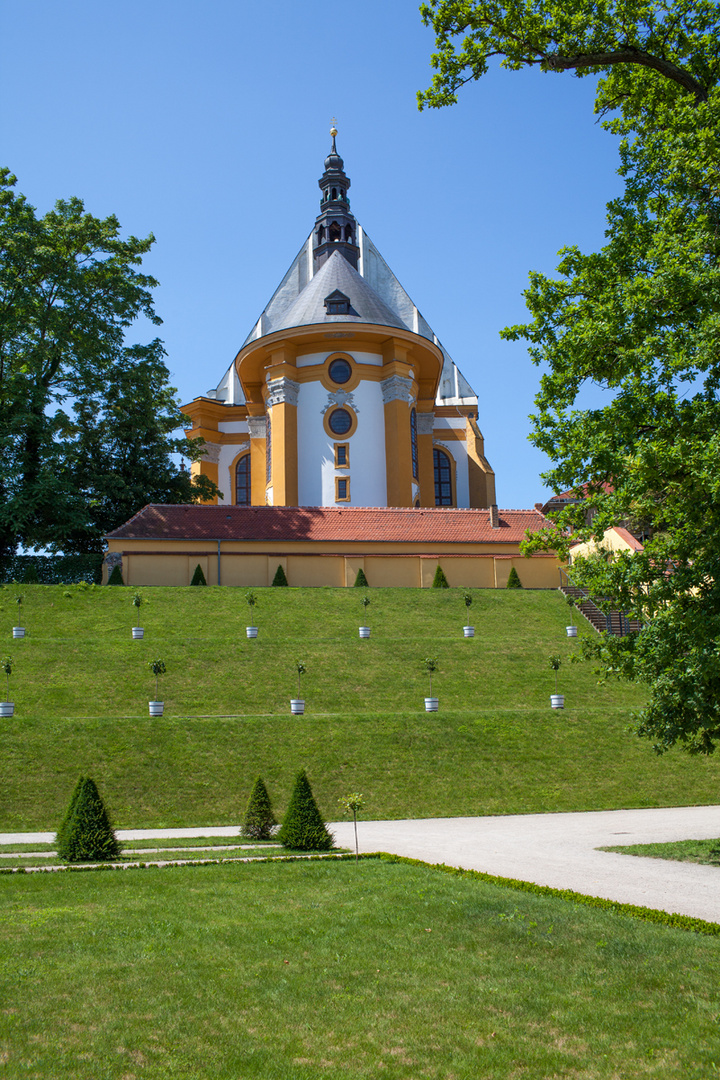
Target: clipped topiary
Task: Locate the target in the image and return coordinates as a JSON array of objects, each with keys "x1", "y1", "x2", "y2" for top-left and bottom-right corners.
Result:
[
  {"x1": 432, "y1": 565, "x2": 450, "y2": 588},
  {"x1": 354, "y1": 567, "x2": 369, "y2": 587},
  {"x1": 242, "y1": 776, "x2": 277, "y2": 840},
  {"x1": 272, "y1": 564, "x2": 288, "y2": 586},
  {"x1": 56, "y1": 777, "x2": 120, "y2": 863},
  {"x1": 190, "y1": 563, "x2": 207, "y2": 586},
  {"x1": 506, "y1": 567, "x2": 522, "y2": 589},
  {"x1": 108, "y1": 565, "x2": 124, "y2": 585},
  {"x1": 277, "y1": 769, "x2": 333, "y2": 851}
]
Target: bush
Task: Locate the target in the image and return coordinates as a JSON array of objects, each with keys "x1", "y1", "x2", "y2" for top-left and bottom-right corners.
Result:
[
  {"x1": 21, "y1": 562, "x2": 39, "y2": 584},
  {"x1": 272, "y1": 564, "x2": 288, "y2": 586},
  {"x1": 277, "y1": 769, "x2": 334, "y2": 851},
  {"x1": 56, "y1": 777, "x2": 120, "y2": 862},
  {"x1": 242, "y1": 777, "x2": 277, "y2": 840},
  {"x1": 354, "y1": 568, "x2": 369, "y2": 587},
  {"x1": 190, "y1": 563, "x2": 207, "y2": 586},
  {"x1": 506, "y1": 567, "x2": 522, "y2": 589},
  {"x1": 107, "y1": 565, "x2": 124, "y2": 586},
  {"x1": 432, "y1": 565, "x2": 449, "y2": 588}
]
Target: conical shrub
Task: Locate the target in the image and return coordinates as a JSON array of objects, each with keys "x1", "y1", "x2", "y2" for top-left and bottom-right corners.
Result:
[
  {"x1": 272, "y1": 564, "x2": 288, "y2": 586},
  {"x1": 277, "y1": 770, "x2": 333, "y2": 851},
  {"x1": 191, "y1": 563, "x2": 207, "y2": 586},
  {"x1": 242, "y1": 777, "x2": 277, "y2": 840},
  {"x1": 108, "y1": 565, "x2": 124, "y2": 585},
  {"x1": 353, "y1": 568, "x2": 369, "y2": 587},
  {"x1": 56, "y1": 777, "x2": 120, "y2": 862},
  {"x1": 432, "y1": 565, "x2": 450, "y2": 588},
  {"x1": 506, "y1": 567, "x2": 522, "y2": 589}
]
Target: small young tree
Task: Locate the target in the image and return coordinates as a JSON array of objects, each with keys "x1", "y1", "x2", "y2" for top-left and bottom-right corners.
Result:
[
  {"x1": 56, "y1": 777, "x2": 120, "y2": 862},
  {"x1": 294, "y1": 661, "x2": 306, "y2": 700},
  {"x1": 549, "y1": 655, "x2": 562, "y2": 694},
  {"x1": 1, "y1": 656, "x2": 12, "y2": 701},
  {"x1": 338, "y1": 792, "x2": 364, "y2": 863},
  {"x1": 108, "y1": 565, "x2": 124, "y2": 585},
  {"x1": 277, "y1": 769, "x2": 333, "y2": 851},
  {"x1": 148, "y1": 658, "x2": 166, "y2": 700},
  {"x1": 360, "y1": 594, "x2": 371, "y2": 624},
  {"x1": 506, "y1": 567, "x2": 522, "y2": 589},
  {"x1": 423, "y1": 656, "x2": 439, "y2": 697},
  {"x1": 354, "y1": 567, "x2": 369, "y2": 587},
  {"x1": 14, "y1": 595, "x2": 23, "y2": 627},
  {"x1": 190, "y1": 563, "x2": 207, "y2": 586},
  {"x1": 242, "y1": 776, "x2": 277, "y2": 840},
  {"x1": 432, "y1": 565, "x2": 449, "y2": 588},
  {"x1": 132, "y1": 592, "x2": 144, "y2": 626},
  {"x1": 272, "y1": 564, "x2": 288, "y2": 586},
  {"x1": 463, "y1": 590, "x2": 472, "y2": 613},
  {"x1": 245, "y1": 590, "x2": 258, "y2": 623}
]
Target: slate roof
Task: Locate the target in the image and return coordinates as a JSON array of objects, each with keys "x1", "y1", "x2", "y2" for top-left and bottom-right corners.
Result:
[
  {"x1": 107, "y1": 505, "x2": 550, "y2": 545},
  {"x1": 274, "y1": 250, "x2": 408, "y2": 333}
]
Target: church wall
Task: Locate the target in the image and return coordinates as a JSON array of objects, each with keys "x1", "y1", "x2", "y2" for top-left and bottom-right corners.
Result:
[{"x1": 296, "y1": 378, "x2": 387, "y2": 507}]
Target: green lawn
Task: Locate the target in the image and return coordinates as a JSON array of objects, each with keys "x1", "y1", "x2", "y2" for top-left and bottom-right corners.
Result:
[
  {"x1": 1, "y1": 858, "x2": 719, "y2": 1079},
  {"x1": 2, "y1": 583, "x2": 718, "y2": 830},
  {"x1": 602, "y1": 838, "x2": 720, "y2": 865}
]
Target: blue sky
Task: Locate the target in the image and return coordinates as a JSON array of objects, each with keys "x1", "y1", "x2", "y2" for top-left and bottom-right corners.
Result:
[{"x1": 1, "y1": 0, "x2": 621, "y2": 508}]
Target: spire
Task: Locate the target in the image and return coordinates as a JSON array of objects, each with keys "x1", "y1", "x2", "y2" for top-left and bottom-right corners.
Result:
[{"x1": 313, "y1": 121, "x2": 359, "y2": 271}]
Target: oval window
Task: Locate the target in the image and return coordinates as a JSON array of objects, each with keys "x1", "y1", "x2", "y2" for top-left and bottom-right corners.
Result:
[
  {"x1": 328, "y1": 408, "x2": 352, "y2": 435},
  {"x1": 328, "y1": 358, "x2": 352, "y2": 384}
]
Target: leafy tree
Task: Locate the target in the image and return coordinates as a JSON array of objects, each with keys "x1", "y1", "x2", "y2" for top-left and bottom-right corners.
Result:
[
  {"x1": 419, "y1": 2, "x2": 720, "y2": 754},
  {"x1": 56, "y1": 776, "x2": 120, "y2": 862},
  {"x1": 0, "y1": 169, "x2": 217, "y2": 561},
  {"x1": 432, "y1": 565, "x2": 449, "y2": 588},
  {"x1": 190, "y1": 563, "x2": 207, "y2": 586},
  {"x1": 506, "y1": 567, "x2": 522, "y2": 589},
  {"x1": 272, "y1": 564, "x2": 288, "y2": 586},
  {"x1": 277, "y1": 769, "x2": 333, "y2": 851},
  {"x1": 242, "y1": 777, "x2": 277, "y2": 841},
  {"x1": 354, "y1": 567, "x2": 369, "y2": 587}
]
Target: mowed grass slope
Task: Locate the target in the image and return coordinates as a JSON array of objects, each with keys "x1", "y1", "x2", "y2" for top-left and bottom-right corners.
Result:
[
  {"x1": 2, "y1": 858, "x2": 719, "y2": 1080},
  {"x1": 1, "y1": 583, "x2": 718, "y2": 829}
]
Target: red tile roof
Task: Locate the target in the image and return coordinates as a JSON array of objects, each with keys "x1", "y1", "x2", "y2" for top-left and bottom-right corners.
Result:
[{"x1": 107, "y1": 505, "x2": 550, "y2": 545}]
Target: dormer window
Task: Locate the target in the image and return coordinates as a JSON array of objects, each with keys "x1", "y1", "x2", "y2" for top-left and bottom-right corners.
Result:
[{"x1": 324, "y1": 290, "x2": 351, "y2": 315}]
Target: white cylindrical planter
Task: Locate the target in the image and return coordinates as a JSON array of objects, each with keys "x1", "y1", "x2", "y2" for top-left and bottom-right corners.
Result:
[
  {"x1": 463, "y1": 626, "x2": 475, "y2": 638},
  {"x1": 12, "y1": 627, "x2": 25, "y2": 639},
  {"x1": 0, "y1": 702, "x2": 14, "y2": 717},
  {"x1": 424, "y1": 697, "x2": 439, "y2": 712},
  {"x1": 566, "y1": 626, "x2": 577, "y2": 638},
  {"x1": 290, "y1": 699, "x2": 305, "y2": 715},
  {"x1": 550, "y1": 694, "x2": 565, "y2": 710},
  {"x1": 132, "y1": 627, "x2": 144, "y2": 640},
  {"x1": 246, "y1": 627, "x2": 258, "y2": 639},
  {"x1": 149, "y1": 701, "x2": 164, "y2": 717},
  {"x1": 359, "y1": 626, "x2": 370, "y2": 639}
]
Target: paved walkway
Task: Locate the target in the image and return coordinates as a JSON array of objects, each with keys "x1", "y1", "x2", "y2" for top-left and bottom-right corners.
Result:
[{"x1": 3, "y1": 807, "x2": 720, "y2": 923}]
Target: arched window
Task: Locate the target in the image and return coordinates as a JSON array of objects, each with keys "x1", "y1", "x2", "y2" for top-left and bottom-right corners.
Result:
[
  {"x1": 410, "y1": 408, "x2": 418, "y2": 480},
  {"x1": 344, "y1": 225, "x2": 354, "y2": 243},
  {"x1": 235, "y1": 454, "x2": 251, "y2": 505},
  {"x1": 331, "y1": 187, "x2": 337, "y2": 199},
  {"x1": 329, "y1": 222, "x2": 341, "y2": 242},
  {"x1": 318, "y1": 225, "x2": 325, "y2": 243},
  {"x1": 433, "y1": 448, "x2": 453, "y2": 506}
]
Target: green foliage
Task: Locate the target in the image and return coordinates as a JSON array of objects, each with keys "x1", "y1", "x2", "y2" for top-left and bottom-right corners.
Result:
[
  {"x1": 0, "y1": 168, "x2": 218, "y2": 560},
  {"x1": 420, "y1": 1, "x2": 720, "y2": 753},
  {"x1": 21, "y1": 562, "x2": 39, "y2": 584},
  {"x1": 462, "y1": 590, "x2": 472, "y2": 610},
  {"x1": 431, "y1": 565, "x2": 449, "y2": 588},
  {"x1": 241, "y1": 776, "x2": 277, "y2": 840},
  {"x1": 294, "y1": 660, "x2": 306, "y2": 700},
  {"x1": 361, "y1": 594, "x2": 371, "y2": 612},
  {"x1": 56, "y1": 777, "x2": 120, "y2": 862},
  {"x1": 132, "y1": 592, "x2": 143, "y2": 611},
  {"x1": 190, "y1": 563, "x2": 207, "y2": 587},
  {"x1": 423, "y1": 655, "x2": 439, "y2": 697},
  {"x1": 245, "y1": 590, "x2": 257, "y2": 610},
  {"x1": 107, "y1": 565, "x2": 124, "y2": 586},
  {"x1": 148, "y1": 658, "x2": 166, "y2": 700},
  {"x1": 277, "y1": 769, "x2": 333, "y2": 851},
  {"x1": 0, "y1": 554, "x2": 102, "y2": 585},
  {"x1": 1, "y1": 655, "x2": 11, "y2": 700},
  {"x1": 506, "y1": 567, "x2": 522, "y2": 589},
  {"x1": 272, "y1": 564, "x2": 288, "y2": 586},
  {"x1": 354, "y1": 567, "x2": 369, "y2": 587}
]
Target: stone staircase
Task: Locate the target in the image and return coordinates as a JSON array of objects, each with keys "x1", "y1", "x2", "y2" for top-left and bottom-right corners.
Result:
[{"x1": 559, "y1": 585, "x2": 642, "y2": 636}]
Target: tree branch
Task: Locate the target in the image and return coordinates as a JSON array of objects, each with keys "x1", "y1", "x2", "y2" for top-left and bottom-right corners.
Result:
[{"x1": 544, "y1": 48, "x2": 708, "y2": 102}]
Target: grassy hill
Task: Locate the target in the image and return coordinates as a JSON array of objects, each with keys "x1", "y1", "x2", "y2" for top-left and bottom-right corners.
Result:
[{"x1": 1, "y1": 582, "x2": 717, "y2": 830}]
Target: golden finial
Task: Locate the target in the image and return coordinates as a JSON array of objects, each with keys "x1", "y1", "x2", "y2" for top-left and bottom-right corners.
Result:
[{"x1": 330, "y1": 117, "x2": 338, "y2": 137}]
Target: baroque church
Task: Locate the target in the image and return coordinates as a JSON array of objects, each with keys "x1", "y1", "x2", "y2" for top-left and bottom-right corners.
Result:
[
  {"x1": 105, "y1": 131, "x2": 560, "y2": 588},
  {"x1": 184, "y1": 129, "x2": 495, "y2": 511}
]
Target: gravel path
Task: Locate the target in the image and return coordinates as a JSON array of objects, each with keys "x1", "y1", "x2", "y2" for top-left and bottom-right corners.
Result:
[{"x1": 3, "y1": 807, "x2": 719, "y2": 922}]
